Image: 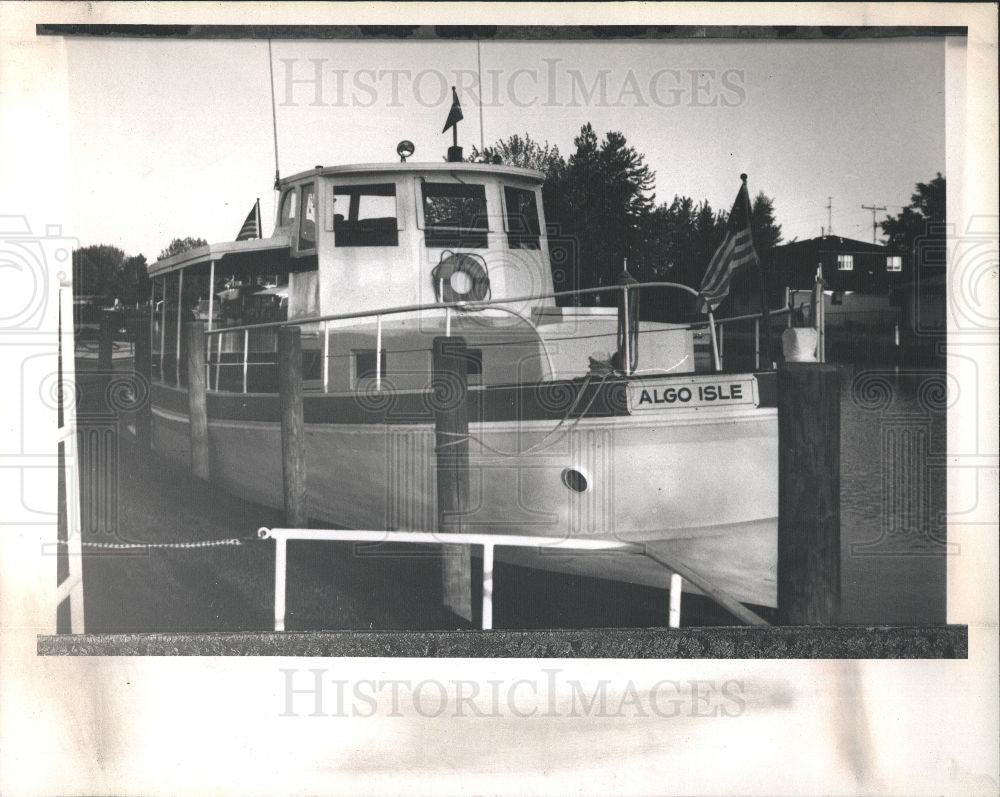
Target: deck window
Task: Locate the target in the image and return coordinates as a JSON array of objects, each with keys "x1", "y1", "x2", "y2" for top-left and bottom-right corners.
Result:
[
  {"x1": 334, "y1": 184, "x2": 398, "y2": 247},
  {"x1": 279, "y1": 188, "x2": 297, "y2": 227},
  {"x1": 298, "y1": 183, "x2": 317, "y2": 250},
  {"x1": 886, "y1": 255, "x2": 902, "y2": 272},
  {"x1": 355, "y1": 349, "x2": 387, "y2": 382},
  {"x1": 837, "y1": 254, "x2": 854, "y2": 271},
  {"x1": 504, "y1": 187, "x2": 541, "y2": 250},
  {"x1": 421, "y1": 182, "x2": 488, "y2": 248}
]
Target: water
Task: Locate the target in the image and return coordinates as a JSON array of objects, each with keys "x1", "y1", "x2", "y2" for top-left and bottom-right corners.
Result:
[{"x1": 838, "y1": 364, "x2": 947, "y2": 623}]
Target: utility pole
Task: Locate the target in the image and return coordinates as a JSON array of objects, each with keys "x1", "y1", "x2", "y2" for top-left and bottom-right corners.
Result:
[
  {"x1": 861, "y1": 203, "x2": 887, "y2": 245},
  {"x1": 826, "y1": 197, "x2": 833, "y2": 236}
]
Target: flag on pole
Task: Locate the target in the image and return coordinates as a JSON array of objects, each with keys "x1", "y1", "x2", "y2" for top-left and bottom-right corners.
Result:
[
  {"x1": 442, "y1": 86, "x2": 464, "y2": 133},
  {"x1": 698, "y1": 175, "x2": 758, "y2": 314},
  {"x1": 236, "y1": 199, "x2": 261, "y2": 241}
]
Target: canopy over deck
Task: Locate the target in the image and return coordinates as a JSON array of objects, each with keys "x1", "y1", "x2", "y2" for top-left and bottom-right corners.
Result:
[{"x1": 147, "y1": 234, "x2": 292, "y2": 278}]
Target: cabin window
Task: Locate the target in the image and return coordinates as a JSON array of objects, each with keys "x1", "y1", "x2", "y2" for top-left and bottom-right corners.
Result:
[
  {"x1": 421, "y1": 182, "x2": 488, "y2": 248},
  {"x1": 886, "y1": 255, "x2": 902, "y2": 272},
  {"x1": 298, "y1": 183, "x2": 317, "y2": 249},
  {"x1": 354, "y1": 349, "x2": 387, "y2": 382},
  {"x1": 837, "y1": 254, "x2": 854, "y2": 271},
  {"x1": 334, "y1": 184, "x2": 399, "y2": 247},
  {"x1": 279, "y1": 188, "x2": 297, "y2": 227},
  {"x1": 503, "y1": 187, "x2": 541, "y2": 249}
]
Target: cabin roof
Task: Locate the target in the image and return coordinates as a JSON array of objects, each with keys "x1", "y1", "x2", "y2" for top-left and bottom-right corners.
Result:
[
  {"x1": 147, "y1": 234, "x2": 291, "y2": 277},
  {"x1": 279, "y1": 161, "x2": 546, "y2": 185}
]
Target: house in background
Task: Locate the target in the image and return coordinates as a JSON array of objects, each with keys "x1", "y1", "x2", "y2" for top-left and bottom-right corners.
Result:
[{"x1": 731, "y1": 234, "x2": 910, "y2": 330}]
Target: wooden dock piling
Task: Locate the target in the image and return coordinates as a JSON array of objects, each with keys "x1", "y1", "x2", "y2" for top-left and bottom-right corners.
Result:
[
  {"x1": 185, "y1": 321, "x2": 210, "y2": 480},
  {"x1": 277, "y1": 326, "x2": 308, "y2": 528},
  {"x1": 432, "y1": 336, "x2": 473, "y2": 622},
  {"x1": 133, "y1": 307, "x2": 152, "y2": 453},
  {"x1": 777, "y1": 362, "x2": 841, "y2": 624}
]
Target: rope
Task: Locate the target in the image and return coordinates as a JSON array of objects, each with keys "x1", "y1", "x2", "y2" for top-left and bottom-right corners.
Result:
[
  {"x1": 436, "y1": 370, "x2": 617, "y2": 458},
  {"x1": 56, "y1": 538, "x2": 253, "y2": 550}
]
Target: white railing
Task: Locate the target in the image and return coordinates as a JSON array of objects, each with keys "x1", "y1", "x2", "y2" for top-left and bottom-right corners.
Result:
[
  {"x1": 198, "y1": 282, "x2": 701, "y2": 393},
  {"x1": 257, "y1": 526, "x2": 769, "y2": 631},
  {"x1": 57, "y1": 281, "x2": 85, "y2": 633},
  {"x1": 174, "y1": 281, "x2": 816, "y2": 393}
]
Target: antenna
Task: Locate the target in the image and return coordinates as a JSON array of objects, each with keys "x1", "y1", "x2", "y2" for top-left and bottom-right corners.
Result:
[
  {"x1": 861, "y1": 203, "x2": 887, "y2": 244},
  {"x1": 476, "y1": 38, "x2": 485, "y2": 152},
  {"x1": 267, "y1": 39, "x2": 280, "y2": 190},
  {"x1": 826, "y1": 196, "x2": 832, "y2": 235}
]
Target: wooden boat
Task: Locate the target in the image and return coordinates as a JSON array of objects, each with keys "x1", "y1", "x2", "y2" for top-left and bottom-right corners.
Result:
[{"x1": 146, "y1": 155, "x2": 778, "y2": 608}]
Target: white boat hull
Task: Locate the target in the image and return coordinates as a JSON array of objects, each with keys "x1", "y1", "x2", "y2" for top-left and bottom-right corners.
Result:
[{"x1": 153, "y1": 399, "x2": 778, "y2": 607}]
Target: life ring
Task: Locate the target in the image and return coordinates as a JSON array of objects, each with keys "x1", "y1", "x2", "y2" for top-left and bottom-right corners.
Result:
[{"x1": 432, "y1": 252, "x2": 490, "y2": 303}]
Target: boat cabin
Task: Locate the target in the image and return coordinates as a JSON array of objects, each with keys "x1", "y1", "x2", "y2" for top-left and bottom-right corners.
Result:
[{"x1": 146, "y1": 160, "x2": 695, "y2": 392}]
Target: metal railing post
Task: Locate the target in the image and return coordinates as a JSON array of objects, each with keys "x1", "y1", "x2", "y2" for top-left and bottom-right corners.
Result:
[
  {"x1": 322, "y1": 321, "x2": 329, "y2": 393},
  {"x1": 706, "y1": 311, "x2": 722, "y2": 372},
  {"x1": 481, "y1": 543, "x2": 494, "y2": 630},
  {"x1": 214, "y1": 333, "x2": 223, "y2": 390},
  {"x1": 242, "y1": 329, "x2": 249, "y2": 393},
  {"x1": 375, "y1": 315, "x2": 383, "y2": 391},
  {"x1": 159, "y1": 284, "x2": 166, "y2": 381},
  {"x1": 274, "y1": 536, "x2": 287, "y2": 632},
  {"x1": 669, "y1": 573, "x2": 683, "y2": 628},
  {"x1": 206, "y1": 260, "x2": 215, "y2": 384},
  {"x1": 622, "y1": 285, "x2": 631, "y2": 375},
  {"x1": 754, "y1": 318, "x2": 760, "y2": 370},
  {"x1": 175, "y1": 269, "x2": 184, "y2": 385}
]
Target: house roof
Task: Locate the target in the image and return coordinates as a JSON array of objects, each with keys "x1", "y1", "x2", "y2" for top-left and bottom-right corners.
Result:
[{"x1": 773, "y1": 234, "x2": 888, "y2": 255}]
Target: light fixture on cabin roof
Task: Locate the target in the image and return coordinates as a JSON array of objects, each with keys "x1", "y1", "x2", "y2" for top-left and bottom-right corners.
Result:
[{"x1": 397, "y1": 140, "x2": 415, "y2": 163}]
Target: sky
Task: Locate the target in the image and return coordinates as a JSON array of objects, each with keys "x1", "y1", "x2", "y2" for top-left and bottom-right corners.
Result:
[{"x1": 62, "y1": 35, "x2": 945, "y2": 259}]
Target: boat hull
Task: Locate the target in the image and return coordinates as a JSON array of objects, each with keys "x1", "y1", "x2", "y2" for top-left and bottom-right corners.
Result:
[{"x1": 152, "y1": 381, "x2": 778, "y2": 607}]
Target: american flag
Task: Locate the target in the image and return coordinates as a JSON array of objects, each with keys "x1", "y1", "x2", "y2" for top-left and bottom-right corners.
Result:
[
  {"x1": 236, "y1": 199, "x2": 261, "y2": 241},
  {"x1": 698, "y1": 176, "x2": 758, "y2": 314}
]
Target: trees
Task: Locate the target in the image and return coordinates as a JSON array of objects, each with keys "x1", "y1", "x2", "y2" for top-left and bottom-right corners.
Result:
[
  {"x1": 750, "y1": 192, "x2": 783, "y2": 256},
  {"x1": 121, "y1": 254, "x2": 151, "y2": 306},
  {"x1": 561, "y1": 124, "x2": 656, "y2": 299},
  {"x1": 470, "y1": 133, "x2": 565, "y2": 178},
  {"x1": 158, "y1": 236, "x2": 208, "y2": 261},
  {"x1": 474, "y1": 124, "x2": 783, "y2": 317},
  {"x1": 880, "y1": 173, "x2": 945, "y2": 254},
  {"x1": 72, "y1": 245, "x2": 150, "y2": 307},
  {"x1": 73, "y1": 245, "x2": 128, "y2": 302}
]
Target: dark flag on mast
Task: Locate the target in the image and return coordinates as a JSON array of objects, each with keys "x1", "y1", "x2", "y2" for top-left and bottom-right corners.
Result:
[
  {"x1": 236, "y1": 198, "x2": 261, "y2": 241},
  {"x1": 443, "y1": 86, "x2": 464, "y2": 162},
  {"x1": 697, "y1": 175, "x2": 758, "y2": 314},
  {"x1": 442, "y1": 86, "x2": 464, "y2": 134}
]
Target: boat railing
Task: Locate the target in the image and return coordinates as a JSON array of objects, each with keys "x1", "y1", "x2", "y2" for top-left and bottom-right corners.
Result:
[{"x1": 180, "y1": 281, "x2": 813, "y2": 393}]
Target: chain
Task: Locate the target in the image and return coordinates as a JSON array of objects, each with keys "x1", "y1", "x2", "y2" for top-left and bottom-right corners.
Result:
[{"x1": 55, "y1": 538, "x2": 254, "y2": 550}]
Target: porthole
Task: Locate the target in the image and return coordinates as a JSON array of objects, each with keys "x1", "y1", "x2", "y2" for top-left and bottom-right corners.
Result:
[{"x1": 561, "y1": 468, "x2": 588, "y2": 493}]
